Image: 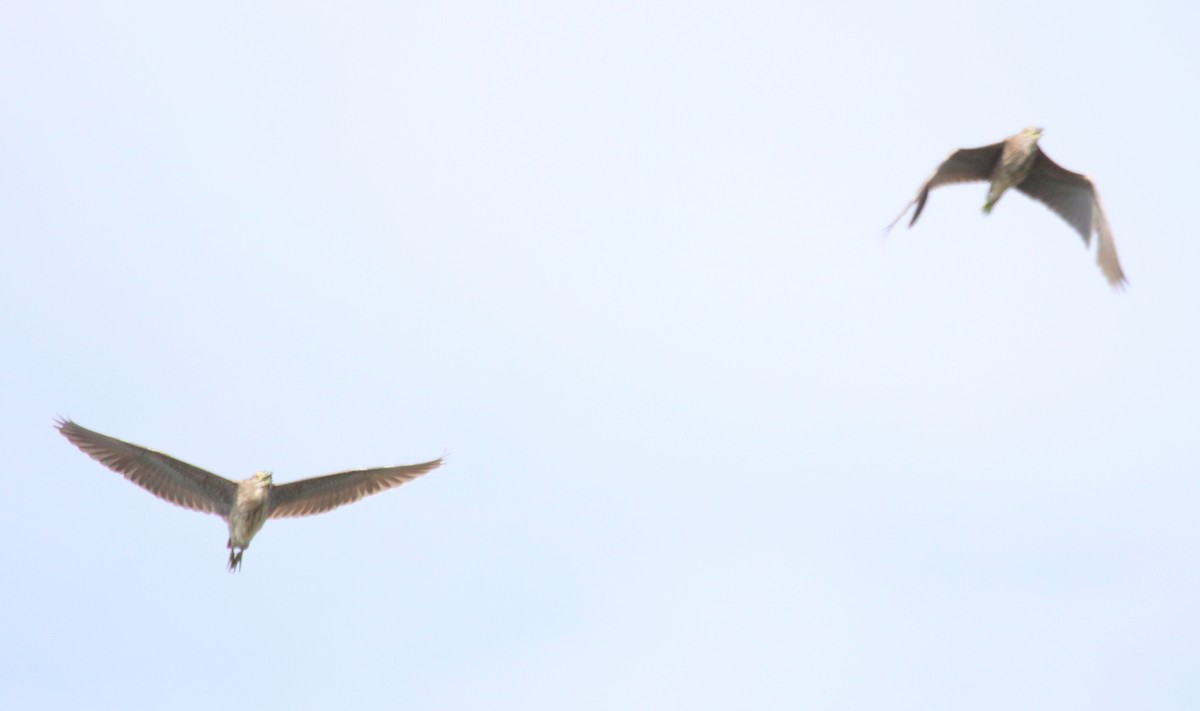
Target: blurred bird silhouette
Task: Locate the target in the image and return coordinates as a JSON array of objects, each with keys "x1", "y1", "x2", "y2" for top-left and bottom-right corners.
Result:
[{"x1": 887, "y1": 127, "x2": 1126, "y2": 288}]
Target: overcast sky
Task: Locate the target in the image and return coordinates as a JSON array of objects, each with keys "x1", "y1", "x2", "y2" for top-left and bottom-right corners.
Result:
[{"x1": 3, "y1": 1, "x2": 1198, "y2": 709}]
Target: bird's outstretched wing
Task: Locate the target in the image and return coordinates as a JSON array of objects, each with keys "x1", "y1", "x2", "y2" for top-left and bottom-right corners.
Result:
[
  {"x1": 1019, "y1": 148, "x2": 1127, "y2": 287},
  {"x1": 886, "y1": 142, "x2": 1004, "y2": 232},
  {"x1": 1091, "y1": 197, "x2": 1127, "y2": 288},
  {"x1": 57, "y1": 418, "x2": 237, "y2": 516},
  {"x1": 268, "y1": 459, "x2": 445, "y2": 518}
]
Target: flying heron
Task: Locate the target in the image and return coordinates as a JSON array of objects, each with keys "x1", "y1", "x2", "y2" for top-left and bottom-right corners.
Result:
[
  {"x1": 57, "y1": 418, "x2": 444, "y2": 571},
  {"x1": 886, "y1": 127, "x2": 1127, "y2": 287}
]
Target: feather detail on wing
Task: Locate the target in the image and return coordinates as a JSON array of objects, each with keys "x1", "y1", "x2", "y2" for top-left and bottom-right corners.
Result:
[
  {"x1": 57, "y1": 418, "x2": 237, "y2": 516},
  {"x1": 268, "y1": 458, "x2": 445, "y2": 518}
]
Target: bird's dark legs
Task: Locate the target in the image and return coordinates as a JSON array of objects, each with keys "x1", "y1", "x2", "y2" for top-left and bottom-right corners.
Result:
[{"x1": 227, "y1": 548, "x2": 243, "y2": 572}]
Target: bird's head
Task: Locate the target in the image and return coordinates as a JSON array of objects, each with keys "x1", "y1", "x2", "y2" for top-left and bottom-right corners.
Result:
[
  {"x1": 253, "y1": 471, "x2": 273, "y2": 485},
  {"x1": 1022, "y1": 126, "x2": 1044, "y2": 139}
]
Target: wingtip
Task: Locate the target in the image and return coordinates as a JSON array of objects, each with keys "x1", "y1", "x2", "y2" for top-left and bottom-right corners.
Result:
[
  {"x1": 884, "y1": 201, "x2": 916, "y2": 237},
  {"x1": 1097, "y1": 247, "x2": 1127, "y2": 291}
]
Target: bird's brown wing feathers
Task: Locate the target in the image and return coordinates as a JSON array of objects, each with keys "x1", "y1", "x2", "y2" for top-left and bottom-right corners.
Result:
[
  {"x1": 268, "y1": 459, "x2": 444, "y2": 518},
  {"x1": 1020, "y1": 148, "x2": 1127, "y2": 287},
  {"x1": 886, "y1": 142, "x2": 1005, "y2": 232},
  {"x1": 1017, "y1": 149, "x2": 1097, "y2": 242},
  {"x1": 57, "y1": 418, "x2": 237, "y2": 515},
  {"x1": 1090, "y1": 195, "x2": 1127, "y2": 287}
]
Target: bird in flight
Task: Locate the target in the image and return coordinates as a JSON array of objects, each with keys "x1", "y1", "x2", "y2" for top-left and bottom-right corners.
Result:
[
  {"x1": 886, "y1": 127, "x2": 1127, "y2": 288},
  {"x1": 57, "y1": 418, "x2": 444, "y2": 571}
]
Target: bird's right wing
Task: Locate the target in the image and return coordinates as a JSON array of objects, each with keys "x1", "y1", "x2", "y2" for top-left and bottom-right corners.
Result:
[
  {"x1": 269, "y1": 459, "x2": 444, "y2": 518},
  {"x1": 886, "y1": 142, "x2": 1004, "y2": 232},
  {"x1": 57, "y1": 419, "x2": 237, "y2": 516}
]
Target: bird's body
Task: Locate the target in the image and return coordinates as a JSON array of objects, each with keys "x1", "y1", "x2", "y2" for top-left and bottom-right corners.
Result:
[
  {"x1": 983, "y1": 130, "x2": 1040, "y2": 213},
  {"x1": 227, "y1": 472, "x2": 272, "y2": 570},
  {"x1": 887, "y1": 127, "x2": 1127, "y2": 287},
  {"x1": 56, "y1": 419, "x2": 444, "y2": 571}
]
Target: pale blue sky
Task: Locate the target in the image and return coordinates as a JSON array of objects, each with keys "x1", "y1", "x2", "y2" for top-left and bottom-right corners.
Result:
[{"x1": 3, "y1": 1, "x2": 1198, "y2": 708}]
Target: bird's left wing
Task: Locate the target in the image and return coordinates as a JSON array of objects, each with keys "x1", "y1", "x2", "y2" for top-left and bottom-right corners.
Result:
[
  {"x1": 1017, "y1": 149, "x2": 1098, "y2": 242},
  {"x1": 1090, "y1": 195, "x2": 1128, "y2": 288},
  {"x1": 268, "y1": 458, "x2": 444, "y2": 518},
  {"x1": 1020, "y1": 148, "x2": 1127, "y2": 287}
]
